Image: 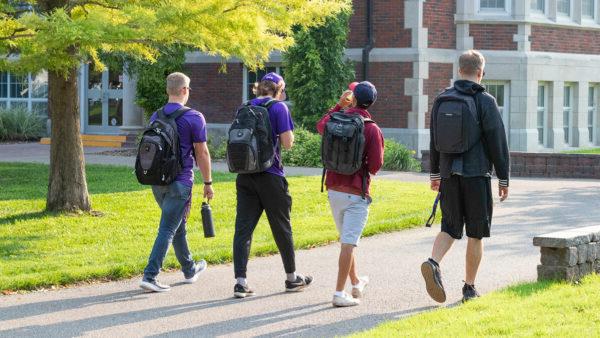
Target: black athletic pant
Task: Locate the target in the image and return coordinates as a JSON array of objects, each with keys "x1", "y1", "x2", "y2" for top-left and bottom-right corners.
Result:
[{"x1": 233, "y1": 172, "x2": 295, "y2": 278}]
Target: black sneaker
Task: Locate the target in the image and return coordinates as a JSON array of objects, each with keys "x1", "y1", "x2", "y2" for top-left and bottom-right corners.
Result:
[
  {"x1": 234, "y1": 283, "x2": 255, "y2": 298},
  {"x1": 285, "y1": 274, "x2": 313, "y2": 292},
  {"x1": 420, "y1": 259, "x2": 446, "y2": 303},
  {"x1": 462, "y1": 283, "x2": 480, "y2": 303}
]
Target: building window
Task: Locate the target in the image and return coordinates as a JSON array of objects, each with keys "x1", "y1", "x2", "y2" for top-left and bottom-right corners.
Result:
[
  {"x1": 244, "y1": 66, "x2": 290, "y2": 102},
  {"x1": 589, "y1": 86, "x2": 596, "y2": 143},
  {"x1": 564, "y1": 85, "x2": 573, "y2": 145},
  {"x1": 531, "y1": 0, "x2": 545, "y2": 12},
  {"x1": 557, "y1": 0, "x2": 571, "y2": 16},
  {"x1": 480, "y1": 0, "x2": 505, "y2": 9},
  {"x1": 583, "y1": 0, "x2": 595, "y2": 18},
  {"x1": 537, "y1": 84, "x2": 547, "y2": 145},
  {"x1": 0, "y1": 71, "x2": 48, "y2": 116},
  {"x1": 484, "y1": 82, "x2": 510, "y2": 138}
]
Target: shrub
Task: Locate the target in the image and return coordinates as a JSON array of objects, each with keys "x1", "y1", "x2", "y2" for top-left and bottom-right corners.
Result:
[
  {"x1": 281, "y1": 128, "x2": 322, "y2": 167},
  {"x1": 383, "y1": 139, "x2": 421, "y2": 172},
  {"x1": 0, "y1": 107, "x2": 46, "y2": 142},
  {"x1": 208, "y1": 137, "x2": 227, "y2": 160}
]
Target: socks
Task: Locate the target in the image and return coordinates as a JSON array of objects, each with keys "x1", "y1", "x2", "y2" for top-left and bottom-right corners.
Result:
[
  {"x1": 334, "y1": 291, "x2": 345, "y2": 297},
  {"x1": 286, "y1": 272, "x2": 297, "y2": 282},
  {"x1": 236, "y1": 277, "x2": 247, "y2": 287}
]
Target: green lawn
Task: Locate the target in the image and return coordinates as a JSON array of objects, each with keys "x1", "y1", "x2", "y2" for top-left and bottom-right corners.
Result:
[
  {"x1": 0, "y1": 163, "x2": 435, "y2": 291},
  {"x1": 563, "y1": 148, "x2": 600, "y2": 154},
  {"x1": 354, "y1": 275, "x2": 600, "y2": 337}
]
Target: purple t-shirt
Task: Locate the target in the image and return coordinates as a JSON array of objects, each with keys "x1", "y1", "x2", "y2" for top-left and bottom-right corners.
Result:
[
  {"x1": 250, "y1": 97, "x2": 294, "y2": 177},
  {"x1": 150, "y1": 103, "x2": 207, "y2": 187}
]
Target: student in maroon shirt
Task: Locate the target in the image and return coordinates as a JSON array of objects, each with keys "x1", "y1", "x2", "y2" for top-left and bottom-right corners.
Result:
[{"x1": 316, "y1": 81, "x2": 385, "y2": 307}]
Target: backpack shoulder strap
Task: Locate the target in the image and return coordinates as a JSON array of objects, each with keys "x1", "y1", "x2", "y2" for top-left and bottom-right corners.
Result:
[
  {"x1": 262, "y1": 99, "x2": 280, "y2": 109},
  {"x1": 168, "y1": 106, "x2": 193, "y2": 120}
]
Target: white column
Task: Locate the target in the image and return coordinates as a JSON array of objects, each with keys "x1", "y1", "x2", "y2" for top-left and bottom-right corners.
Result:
[
  {"x1": 573, "y1": 81, "x2": 590, "y2": 147},
  {"x1": 514, "y1": 24, "x2": 532, "y2": 52},
  {"x1": 120, "y1": 69, "x2": 144, "y2": 134},
  {"x1": 548, "y1": 81, "x2": 566, "y2": 150},
  {"x1": 509, "y1": 80, "x2": 539, "y2": 151}
]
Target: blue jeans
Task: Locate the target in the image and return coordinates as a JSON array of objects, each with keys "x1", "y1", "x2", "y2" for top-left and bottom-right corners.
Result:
[{"x1": 143, "y1": 181, "x2": 196, "y2": 281}]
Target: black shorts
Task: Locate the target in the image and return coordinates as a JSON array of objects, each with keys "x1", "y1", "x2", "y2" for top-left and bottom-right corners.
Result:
[{"x1": 440, "y1": 175, "x2": 493, "y2": 240}]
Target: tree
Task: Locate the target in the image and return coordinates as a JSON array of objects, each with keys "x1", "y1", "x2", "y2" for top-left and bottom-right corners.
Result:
[
  {"x1": 283, "y1": 9, "x2": 354, "y2": 129},
  {"x1": 0, "y1": 0, "x2": 350, "y2": 212}
]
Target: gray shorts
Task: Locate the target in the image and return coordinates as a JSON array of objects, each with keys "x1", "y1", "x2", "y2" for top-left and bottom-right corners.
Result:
[{"x1": 328, "y1": 190, "x2": 372, "y2": 246}]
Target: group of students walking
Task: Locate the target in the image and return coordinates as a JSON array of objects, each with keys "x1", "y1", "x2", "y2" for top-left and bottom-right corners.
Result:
[{"x1": 134, "y1": 49, "x2": 510, "y2": 307}]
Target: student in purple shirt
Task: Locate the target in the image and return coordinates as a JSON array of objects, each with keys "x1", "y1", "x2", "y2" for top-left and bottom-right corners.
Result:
[
  {"x1": 232, "y1": 72, "x2": 313, "y2": 298},
  {"x1": 139, "y1": 72, "x2": 215, "y2": 293}
]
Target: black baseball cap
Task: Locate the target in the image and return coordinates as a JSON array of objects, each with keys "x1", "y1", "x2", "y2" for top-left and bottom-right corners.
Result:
[{"x1": 353, "y1": 81, "x2": 377, "y2": 108}]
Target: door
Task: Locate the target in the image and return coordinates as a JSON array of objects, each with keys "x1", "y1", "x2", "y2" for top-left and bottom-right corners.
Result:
[{"x1": 84, "y1": 66, "x2": 124, "y2": 134}]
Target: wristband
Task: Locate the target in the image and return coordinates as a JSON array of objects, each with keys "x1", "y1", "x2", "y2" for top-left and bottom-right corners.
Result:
[{"x1": 204, "y1": 181, "x2": 212, "y2": 185}]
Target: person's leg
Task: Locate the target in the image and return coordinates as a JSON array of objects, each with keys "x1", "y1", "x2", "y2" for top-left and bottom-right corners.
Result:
[
  {"x1": 260, "y1": 174, "x2": 296, "y2": 276},
  {"x1": 463, "y1": 176, "x2": 493, "y2": 287},
  {"x1": 431, "y1": 176, "x2": 464, "y2": 263},
  {"x1": 465, "y1": 237, "x2": 483, "y2": 285},
  {"x1": 172, "y1": 216, "x2": 195, "y2": 277},
  {"x1": 431, "y1": 231, "x2": 456, "y2": 264},
  {"x1": 336, "y1": 244, "x2": 355, "y2": 291},
  {"x1": 233, "y1": 175, "x2": 263, "y2": 279},
  {"x1": 143, "y1": 182, "x2": 191, "y2": 282},
  {"x1": 348, "y1": 254, "x2": 359, "y2": 285}
]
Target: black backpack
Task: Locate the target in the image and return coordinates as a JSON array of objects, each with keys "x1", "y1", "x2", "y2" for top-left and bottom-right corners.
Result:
[
  {"x1": 226, "y1": 100, "x2": 277, "y2": 174},
  {"x1": 135, "y1": 106, "x2": 191, "y2": 185},
  {"x1": 320, "y1": 112, "x2": 374, "y2": 197},
  {"x1": 431, "y1": 88, "x2": 482, "y2": 154}
]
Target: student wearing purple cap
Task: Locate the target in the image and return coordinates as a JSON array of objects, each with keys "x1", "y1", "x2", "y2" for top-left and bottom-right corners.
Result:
[
  {"x1": 232, "y1": 72, "x2": 313, "y2": 298},
  {"x1": 139, "y1": 72, "x2": 214, "y2": 293}
]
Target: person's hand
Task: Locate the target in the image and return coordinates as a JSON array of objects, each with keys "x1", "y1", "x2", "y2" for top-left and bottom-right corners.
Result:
[
  {"x1": 204, "y1": 184, "x2": 214, "y2": 201},
  {"x1": 499, "y1": 186, "x2": 508, "y2": 202},
  {"x1": 430, "y1": 180, "x2": 440, "y2": 192},
  {"x1": 338, "y1": 90, "x2": 353, "y2": 109}
]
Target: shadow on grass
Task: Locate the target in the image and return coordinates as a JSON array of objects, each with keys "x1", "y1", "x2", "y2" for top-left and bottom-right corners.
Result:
[
  {"x1": 0, "y1": 211, "x2": 55, "y2": 226},
  {"x1": 0, "y1": 163, "x2": 237, "y2": 201}
]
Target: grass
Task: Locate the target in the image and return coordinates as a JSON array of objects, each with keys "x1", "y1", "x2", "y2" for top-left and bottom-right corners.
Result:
[
  {"x1": 353, "y1": 275, "x2": 600, "y2": 337},
  {"x1": 0, "y1": 162, "x2": 435, "y2": 292},
  {"x1": 563, "y1": 148, "x2": 600, "y2": 154}
]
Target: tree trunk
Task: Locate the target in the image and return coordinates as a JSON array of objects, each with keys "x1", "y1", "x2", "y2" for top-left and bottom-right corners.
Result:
[{"x1": 46, "y1": 68, "x2": 91, "y2": 212}]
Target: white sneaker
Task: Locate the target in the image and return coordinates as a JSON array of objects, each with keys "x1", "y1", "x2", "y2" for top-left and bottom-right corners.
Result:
[
  {"x1": 184, "y1": 260, "x2": 207, "y2": 284},
  {"x1": 351, "y1": 276, "x2": 369, "y2": 298},
  {"x1": 139, "y1": 279, "x2": 171, "y2": 292},
  {"x1": 332, "y1": 293, "x2": 360, "y2": 307}
]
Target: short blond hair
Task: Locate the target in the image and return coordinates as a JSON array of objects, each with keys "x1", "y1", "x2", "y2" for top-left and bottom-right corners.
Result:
[
  {"x1": 166, "y1": 72, "x2": 190, "y2": 96},
  {"x1": 459, "y1": 50, "x2": 486, "y2": 77}
]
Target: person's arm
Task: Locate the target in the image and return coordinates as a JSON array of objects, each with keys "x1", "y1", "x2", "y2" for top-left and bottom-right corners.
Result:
[
  {"x1": 190, "y1": 113, "x2": 214, "y2": 200},
  {"x1": 480, "y1": 94, "x2": 510, "y2": 201},
  {"x1": 365, "y1": 125, "x2": 385, "y2": 175},
  {"x1": 279, "y1": 130, "x2": 294, "y2": 150},
  {"x1": 317, "y1": 91, "x2": 352, "y2": 135}
]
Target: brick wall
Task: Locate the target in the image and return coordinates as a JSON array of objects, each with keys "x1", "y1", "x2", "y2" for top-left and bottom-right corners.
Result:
[
  {"x1": 424, "y1": 0, "x2": 456, "y2": 49},
  {"x1": 421, "y1": 151, "x2": 600, "y2": 179},
  {"x1": 531, "y1": 25, "x2": 600, "y2": 54},
  {"x1": 367, "y1": 62, "x2": 412, "y2": 128},
  {"x1": 470, "y1": 24, "x2": 518, "y2": 51},
  {"x1": 349, "y1": 1, "x2": 411, "y2": 48},
  {"x1": 184, "y1": 63, "x2": 243, "y2": 124},
  {"x1": 425, "y1": 63, "x2": 453, "y2": 128}
]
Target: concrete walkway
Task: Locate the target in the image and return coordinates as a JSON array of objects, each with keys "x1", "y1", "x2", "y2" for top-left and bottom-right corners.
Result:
[{"x1": 1, "y1": 143, "x2": 600, "y2": 337}]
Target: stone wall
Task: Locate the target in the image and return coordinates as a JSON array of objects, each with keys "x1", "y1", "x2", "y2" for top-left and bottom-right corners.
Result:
[
  {"x1": 533, "y1": 226, "x2": 600, "y2": 281},
  {"x1": 420, "y1": 151, "x2": 600, "y2": 179}
]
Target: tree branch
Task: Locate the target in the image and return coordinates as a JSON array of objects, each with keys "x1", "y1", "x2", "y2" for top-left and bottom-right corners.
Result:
[
  {"x1": 0, "y1": 27, "x2": 34, "y2": 41},
  {"x1": 66, "y1": 0, "x2": 121, "y2": 12}
]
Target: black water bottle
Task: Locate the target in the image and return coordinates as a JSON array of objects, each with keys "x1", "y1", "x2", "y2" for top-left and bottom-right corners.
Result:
[{"x1": 201, "y1": 201, "x2": 215, "y2": 238}]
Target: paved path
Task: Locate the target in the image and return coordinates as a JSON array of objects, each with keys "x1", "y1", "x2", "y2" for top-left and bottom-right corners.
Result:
[{"x1": 1, "y1": 143, "x2": 600, "y2": 337}]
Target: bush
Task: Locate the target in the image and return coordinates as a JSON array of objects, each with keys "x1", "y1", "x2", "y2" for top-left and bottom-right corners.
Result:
[
  {"x1": 0, "y1": 107, "x2": 46, "y2": 142},
  {"x1": 208, "y1": 137, "x2": 227, "y2": 160},
  {"x1": 281, "y1": 128, "x2": 322, "y2": 167},
  {"x1": 383, "y1": 139, "x2": 421, "y2": 172}
]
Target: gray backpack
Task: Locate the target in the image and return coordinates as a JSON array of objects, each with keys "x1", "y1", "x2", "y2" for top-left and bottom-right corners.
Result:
[{"x1": 320, "y1": 112, "x2": 374, "y2": 197}]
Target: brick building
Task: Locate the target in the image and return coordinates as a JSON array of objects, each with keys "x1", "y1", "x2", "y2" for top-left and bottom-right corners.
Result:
[
  {"x1": 182, "y1": 0, "x2": 600, "y2": 154},
  {"x1": 7, "y1": 0, "x2": 599, "y2": 152}
]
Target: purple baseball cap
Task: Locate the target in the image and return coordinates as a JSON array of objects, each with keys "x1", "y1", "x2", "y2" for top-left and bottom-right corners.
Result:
[{"x1": 261, "y1": 72, "x2": 284, "y2": 85}]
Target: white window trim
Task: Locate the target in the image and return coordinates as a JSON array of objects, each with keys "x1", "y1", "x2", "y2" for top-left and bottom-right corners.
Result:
[
  {"x1": 531, "y1": 0, "x2": 547, "y2": 16},
  {"x1": 582, "y1": 0, "x2": 598, "y2": 21},
  {"x1": 476, "y1": 0, "x2": 511, "y2": 16},
  {"x1": 537, "y1": 83, "x2": 549, "y2": 147},
  {"x1": 557, "y1": 0, "x2": 573, "y2": 18},
  {"x1": 563, "y1": 84, "x2": 574, "y2": 145},
  {"x1": 589, "y1": 85, "x2": 598, "y2": 145},
  {"x1": 483, "y1": 81, "x2": 510, "y2": 140},
  {"x1": 0, "y1": 72, "x2": 48, "y2": 114}
]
